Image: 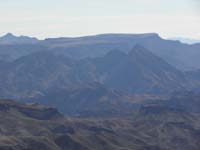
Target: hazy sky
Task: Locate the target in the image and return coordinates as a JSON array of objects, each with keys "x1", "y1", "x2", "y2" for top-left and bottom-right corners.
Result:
[{"x1": 0, "y1": 0, "x2": 199, "y2": 39}]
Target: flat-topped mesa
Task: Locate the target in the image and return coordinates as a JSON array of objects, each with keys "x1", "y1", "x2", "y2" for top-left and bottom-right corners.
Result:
[{"x1": 94, "y1": 33, "x2": 160, "y2": 38}]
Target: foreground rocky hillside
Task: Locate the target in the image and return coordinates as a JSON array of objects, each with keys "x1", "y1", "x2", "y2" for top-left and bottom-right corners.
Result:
[{"x1": 0, "y1": 99, "x2": 200, "y2": 150}]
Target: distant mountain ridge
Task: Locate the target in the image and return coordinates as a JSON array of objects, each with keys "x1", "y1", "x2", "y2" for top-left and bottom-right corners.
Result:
[
  {"x1": 0, "y1": 33, "x2": 200, "y2": 70},
  {"x1": 169, "y1": 37, "x2": 200, "y2": 44}
]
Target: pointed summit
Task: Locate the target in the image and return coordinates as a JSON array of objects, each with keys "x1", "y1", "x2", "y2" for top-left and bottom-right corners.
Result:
[
  {"x1": 128, "y1": 44, "x2": 155, "y2": 58},
  {"x1": 0, "y1": 33, "x2": 38, "y2": 44},
  {"x1": 4, "y1": 33, "x2": 14, "y2": 36},
  {"x1": 2, "y1": 33, "x2": 16, "y2": 39}
]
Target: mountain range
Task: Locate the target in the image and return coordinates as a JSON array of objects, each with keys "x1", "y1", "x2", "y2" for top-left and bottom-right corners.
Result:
[
  {"x1": 0, "y1": 33, "x2": 200, "y2": 149},
  {"x1": 0, "y1": 33, "x2": 200, "y2": 70}
]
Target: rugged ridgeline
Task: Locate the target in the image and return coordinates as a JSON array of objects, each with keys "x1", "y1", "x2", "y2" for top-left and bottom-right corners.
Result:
[
  {"x1": 0, "y1": 45, "x2": 190, "y2": 97},
  {"x1": 0, "y1": 33, "x2": 200, "y2": 70},
  {"x1": 0, "y1": 99, "x2": 200, "y2": 150}
]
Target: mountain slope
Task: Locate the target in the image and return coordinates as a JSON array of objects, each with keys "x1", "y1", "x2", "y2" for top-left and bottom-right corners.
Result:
[
  {"x1": 0, "y1": 51, "x2": 97, "y2": 99},
  {"x1": 25, "y1": 83, "x2": 138, "y2": 116},
  {"x1": 184, "y1": 69, "x2": 200, "y2": 91}
]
